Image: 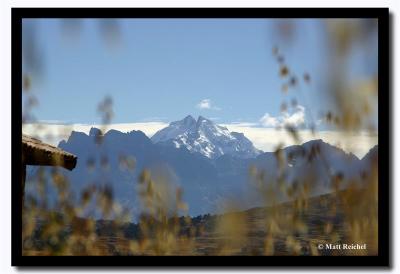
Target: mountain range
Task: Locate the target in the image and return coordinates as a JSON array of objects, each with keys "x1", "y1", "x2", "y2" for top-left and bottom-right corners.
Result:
[{"x1": 25, "y1": 115, "x2": 378, "y2": 219}]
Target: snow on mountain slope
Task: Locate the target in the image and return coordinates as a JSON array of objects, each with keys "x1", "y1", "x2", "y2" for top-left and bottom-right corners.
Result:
[{"x1": 151, "y1": 115, "x2": 262, "y2": 159}]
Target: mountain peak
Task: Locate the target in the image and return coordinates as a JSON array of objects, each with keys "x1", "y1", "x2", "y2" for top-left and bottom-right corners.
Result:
[
  {"x1": 197, "y1": 115, "x2": 209, "y2": 122},
  {"x1": 196, "y1": 115, "x2": 213, "y2": 127},
  {"x1": 183, "y1": 115, "x2": 196, "y2": 123},
  {"x1": 151, "y1": 115, "x2": 261, "y2": 159},
  {"x1": 362, "y1": 145, "x2": 378, "y2": 162},
  {"x1": 89, "y1": 127, "x2": 102, "y2": 137},
  {"x1": 170, "y1": 115, "x2": 196, "y2": 128}
]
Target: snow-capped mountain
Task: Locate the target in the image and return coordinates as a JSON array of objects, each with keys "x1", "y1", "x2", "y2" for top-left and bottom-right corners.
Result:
[{"x1": 151, "y1": 115, "x2": 262, "y2": 159}]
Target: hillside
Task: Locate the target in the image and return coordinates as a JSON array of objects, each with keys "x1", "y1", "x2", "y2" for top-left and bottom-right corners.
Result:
[{"x1": 23, "y1": 187, "x2": 377, "y2": 256}]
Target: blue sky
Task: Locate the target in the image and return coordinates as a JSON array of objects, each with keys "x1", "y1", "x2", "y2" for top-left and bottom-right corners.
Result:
[{"x1": 22, "y1": 18, "x2": 377, "y2": 126}]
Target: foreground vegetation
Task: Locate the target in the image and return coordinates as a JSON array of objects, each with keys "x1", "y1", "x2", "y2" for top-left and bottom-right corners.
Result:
[{"x1": 23, "y1": 167, "x2": 377, "y2": 256}]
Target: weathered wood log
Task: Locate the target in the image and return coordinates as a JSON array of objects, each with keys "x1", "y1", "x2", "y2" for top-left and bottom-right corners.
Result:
[
  {"x1": 21, "y1": 134, "x2": 78, "y2": 207},
  {"x1": 22, "y1": 135, "x2": 77, "y2": 170}
]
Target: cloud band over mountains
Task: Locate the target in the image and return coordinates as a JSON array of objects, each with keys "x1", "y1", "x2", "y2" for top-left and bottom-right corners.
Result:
[{"x1": 23, "y1": 120, "x2": 377, "y2": 159}]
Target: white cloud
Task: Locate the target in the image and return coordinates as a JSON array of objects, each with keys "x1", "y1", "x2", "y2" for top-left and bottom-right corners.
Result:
[
  {"x1": 260, "y1": 105, "x2": 305, "y2": 128},
  {"x1": 197, "y1": 99, "x2": 211, "y2": 109},
  {"x1": 196, "y1": 99, "x2": 220, "y2": 110},
  {"x1": 259, "y1": 114, "x2": 279, "y2": 128},
  {"x1": 229, "y1": 122, "x2": 258, "y2": 127}
]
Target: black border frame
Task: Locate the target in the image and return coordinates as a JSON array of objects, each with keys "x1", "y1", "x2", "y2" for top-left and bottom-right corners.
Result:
[{"x1": 12, "y1": 7, "x2": 390, "y2": 267}]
